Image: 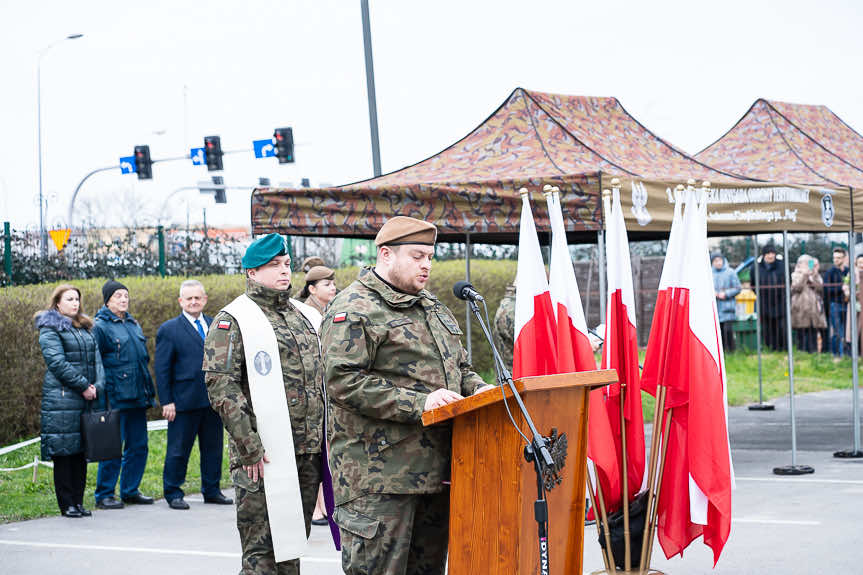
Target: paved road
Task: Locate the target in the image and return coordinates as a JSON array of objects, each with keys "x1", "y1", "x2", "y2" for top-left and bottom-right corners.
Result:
[{"x1": 2, "y1": 389, "x2": 862, "y2": 574}]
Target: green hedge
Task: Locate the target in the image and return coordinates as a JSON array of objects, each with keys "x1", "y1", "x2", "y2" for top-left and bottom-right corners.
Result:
[{"x1": 0, "y1": 260, "x2": 515, "y2": 445}]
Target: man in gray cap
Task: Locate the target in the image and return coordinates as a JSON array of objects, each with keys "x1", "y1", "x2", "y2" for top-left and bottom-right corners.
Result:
[
  {"x1": 203, "y1": 233, "x2": 339, "y2": 574},
  {"x1": 321, "y1": 216, "x2": 492, "y2": 575}
]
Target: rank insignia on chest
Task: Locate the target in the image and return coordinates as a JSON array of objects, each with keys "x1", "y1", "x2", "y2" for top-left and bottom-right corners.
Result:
[
  {"x1": 217, "y1": 320, "x2": 232, "y2": 330},
  {"x1": 333, "y1": 312, "x2": 347, "y2": 323}
]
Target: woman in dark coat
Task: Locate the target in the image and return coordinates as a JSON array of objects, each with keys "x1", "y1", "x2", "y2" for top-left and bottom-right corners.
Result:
[
  {"x1": 35, "y1": 284, "x2": 104, "y2": 518},
  {"x1": 92, "y1": 280, "x2": 156, "y2": 509}
]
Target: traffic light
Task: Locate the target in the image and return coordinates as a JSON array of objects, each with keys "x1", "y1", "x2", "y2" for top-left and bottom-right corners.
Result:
[
  {"x1": 134, "y1": 145, "x2": 152, "y2": 180},
  {"x1": 274, "y1": 127, "x2": 294, "y2": 164},
  {"x1": 212, "y1": 176, "x2": 226, "y2": 203},
  {"x1": 204, "y1": 136, "x2": 223, "y2": 171}
]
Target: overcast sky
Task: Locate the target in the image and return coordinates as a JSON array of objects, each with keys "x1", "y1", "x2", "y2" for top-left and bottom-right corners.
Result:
[{"x1": 1, "y1": 0, "x2": 861, "y2": 231}]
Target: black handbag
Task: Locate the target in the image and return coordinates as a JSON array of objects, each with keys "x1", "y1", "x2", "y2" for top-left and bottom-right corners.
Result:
[{"x1": 80, "y1": 397, "x2": 122, "y2": 462}]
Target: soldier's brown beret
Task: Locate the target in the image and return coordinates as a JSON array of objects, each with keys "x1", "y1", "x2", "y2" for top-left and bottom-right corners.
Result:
[
  {"x1": 305, "y1": 265, "x2": 335, "y2": 283},
  {"x1": 374, "y1": 216, "x2": 437, "y2": 247},
  {"x1": 301, "y1": 256, "x2": 326, "y2": 272}
]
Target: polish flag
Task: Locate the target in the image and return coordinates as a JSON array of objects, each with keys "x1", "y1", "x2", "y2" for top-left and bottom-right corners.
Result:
[
  {"x1": 641, "y1": 188, "x2": 733, "y2": 565},
  {"x1": 598, "y1": 188, "x2": 646, "y2": 510},
  {"x1": 545, "y1": 190, "x2": 596, "y2": 373},
  {"x1": 513, "y1": 192, "x2": 558, "y2": 379},
  {"x1": 543, "y1": 190, "x2": 619, "y2": 513}
]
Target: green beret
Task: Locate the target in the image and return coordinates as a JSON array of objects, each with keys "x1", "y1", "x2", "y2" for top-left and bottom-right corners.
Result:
[{"x1": 242, "y1": 233, "x2": 290, "y2": 269}]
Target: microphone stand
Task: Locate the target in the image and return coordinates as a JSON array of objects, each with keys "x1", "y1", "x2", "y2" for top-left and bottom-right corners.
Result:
[{"x1": 465, "y1": 296, "x2": 554, "y2": 575}]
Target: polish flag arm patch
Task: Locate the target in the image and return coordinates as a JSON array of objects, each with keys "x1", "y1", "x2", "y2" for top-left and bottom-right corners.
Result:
[
  {"x1": 333, "y1": 312, "x2": 347, "y2": 323},
  {"x1": 217, "y1": 320, "x2": 232, "y2": 330}
]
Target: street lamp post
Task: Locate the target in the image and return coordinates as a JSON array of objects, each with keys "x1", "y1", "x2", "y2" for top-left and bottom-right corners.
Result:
[{"x1": 37, "y1": 33, "x2": 83, "y2": 256}]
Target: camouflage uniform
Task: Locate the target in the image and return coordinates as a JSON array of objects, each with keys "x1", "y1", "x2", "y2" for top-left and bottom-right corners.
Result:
[
  {"x1": 303, "y1": 295, "x2": 326, "y2": 316},
  {"x1": 493, "y1": 284, "x2": 516, "y2": 373},
  {"x1": 320, "y1": 267, "x2": 484, "y2": 575},
  {"x1": 203, "y1": 279, "x2": 325, "y2": 575}
]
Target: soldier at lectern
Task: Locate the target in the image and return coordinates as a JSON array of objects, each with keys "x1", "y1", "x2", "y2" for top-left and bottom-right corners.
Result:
[{"x1": 321, "y1": 216, "x2": 492, "y2": 575}]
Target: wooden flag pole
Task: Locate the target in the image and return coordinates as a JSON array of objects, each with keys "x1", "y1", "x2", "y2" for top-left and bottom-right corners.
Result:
[
  {"x1": 638, "y1": 183, "x2": 685, "y2": 574},
  {"x1": 594, "y1": 469, "x2": 618, "y2": 575},
  {"x1": 620, "y1": 386, "x2": 631, "y2": 572},
  {"x1": 607, "y1": 180, "x2": 632, "y2": 573},
  {"x1": 638, "y1": 385, "x2": 667, "y2": 574},
  {"x1": 644, "y1": 408, "x2": 674, "y2": 569},
  {"x1": 586, "y1": 472, "x2": 614, "y2": 573}
]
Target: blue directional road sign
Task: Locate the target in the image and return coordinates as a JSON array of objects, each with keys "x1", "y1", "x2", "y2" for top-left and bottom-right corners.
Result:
[
  {"x1": 253, "y1": 139, "x2": 276, "y2": 159},
  {"x1": 190, "y1": 147, "x2": 207, "y2": 166},
  {"x1": 119, "y1": 156, "x2": 137, "y2": 174}
]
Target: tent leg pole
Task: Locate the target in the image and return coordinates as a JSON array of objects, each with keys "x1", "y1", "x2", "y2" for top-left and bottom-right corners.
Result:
[
  {"x1": 598, "y1": 230, "x2": 606, "y2": 325},
  {"x1": 749, "y1": 235, "x2": 774, "y2": 411},
  {"x1": 835, "y1": 230, "x2": 863, "y2": 458},
  {"x1": 465, "y1": 232, "x2": 472, "y2": 364},
  {"x1": 774, "y1": 230, "x2": 814, "y2": 475}
]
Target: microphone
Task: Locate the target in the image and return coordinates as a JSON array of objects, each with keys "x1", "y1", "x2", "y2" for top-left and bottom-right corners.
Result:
[{"x1": 452, "y1": 280, "x2": 484, "y2": 302}]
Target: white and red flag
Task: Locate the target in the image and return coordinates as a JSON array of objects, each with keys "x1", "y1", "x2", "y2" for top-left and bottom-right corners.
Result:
[
  {"x1": 513, "y1": 192, "x2": 558, "y2": 379},
  {"x1": 543, "y1": 189, "x2": 620, "y2": 512},
  {"x1": 641, "y1": 188, "x2": 733, "y2": 565},
  {"x1": 597, "y1": 188, "x2": 646, "y2": 511},
  {"x1": 545, "y1": 190, "x2": 596, "y2": 373}
]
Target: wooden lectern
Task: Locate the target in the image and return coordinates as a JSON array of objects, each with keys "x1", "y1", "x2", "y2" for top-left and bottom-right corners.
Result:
[{"x1": 422, "y1": 369, "x2": 617, "y2": 575}]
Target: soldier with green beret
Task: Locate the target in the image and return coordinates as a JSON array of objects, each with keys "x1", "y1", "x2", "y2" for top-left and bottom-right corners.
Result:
[
  {"x1": 203, "y1": 233, "x2": 339, "y2": 574},
  {"x1": 320, "y1": 216, "x2": 493, "y2": 575}
]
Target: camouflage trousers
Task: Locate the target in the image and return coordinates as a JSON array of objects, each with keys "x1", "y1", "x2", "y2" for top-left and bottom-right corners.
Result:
[
  {"x1": 234, "y1": 453, "x2": 321, "y2": 575},
  {"x1": 336, "y1": 492, "x2": 449, "y2": 575}
]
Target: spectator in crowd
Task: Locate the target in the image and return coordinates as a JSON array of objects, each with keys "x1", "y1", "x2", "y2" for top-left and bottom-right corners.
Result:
[
  {"x1": 757, "y1": 245, "x2": 787, "y2": 351},
  {"x1": 824, "y1": 247, "x2": 850, "y2": 358},
  {"x1": 299, "y1": 266, "x2": 337, "y2": 316},
  {"x1": 93, "y1": 280, "x2": 156, "y2": 509},
  {"x1": 711, "y1": 252, "x2": 742, "y2": 353},
  {"x1": 155, "y1": 280, "x2": 232, "y2": 510},
  {"x1": 35, "y1": 284, "x2": 104, "y2": 518},
  {"x1": 845, "y1": 254, "x2": 863, "y2": 356},
  {"x1": 791, "y1": 255, "x2": 826, "y2": 353}
]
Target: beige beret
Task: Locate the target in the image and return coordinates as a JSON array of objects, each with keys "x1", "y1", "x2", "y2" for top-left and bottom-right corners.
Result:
[
  {"x1": 305, "y1": 265, "x2": 335, "y2": 283},
  {"x1": 374, "y1": 216, "x2": 437, "y2": 247}
]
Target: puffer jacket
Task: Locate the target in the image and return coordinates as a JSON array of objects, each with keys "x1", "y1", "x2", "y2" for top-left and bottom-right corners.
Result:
[
  {"x1": 711, "y1": 256, "x2": 742, "y2": 323},
  {"x1": 36, "y1": 310, "x2": 105, "y2": 460},
  {"x1": 93, "y1": 306, "x2": 155, "y2": 410}
]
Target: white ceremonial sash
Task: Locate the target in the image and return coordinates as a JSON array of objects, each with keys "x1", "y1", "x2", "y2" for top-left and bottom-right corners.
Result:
[
  {"x1": 223, "y1": 294, "x2": 307, "y2": 562},
  {"x1": 290, "y1": 298, "x2": 323, "y2": 334}
]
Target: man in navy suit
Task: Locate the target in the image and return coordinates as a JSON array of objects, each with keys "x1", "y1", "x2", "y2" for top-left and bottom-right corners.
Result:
[{"x1": 156, "y1": 280, "x2": 232, "y2": 510}]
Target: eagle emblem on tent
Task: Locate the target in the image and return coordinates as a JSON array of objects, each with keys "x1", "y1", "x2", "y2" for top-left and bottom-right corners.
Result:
[{"x1": 821, "y1": 192, "x2": 834, "y2": 228}]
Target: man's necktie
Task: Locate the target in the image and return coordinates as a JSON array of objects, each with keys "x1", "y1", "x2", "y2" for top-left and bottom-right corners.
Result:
[{"x1": 194, "y1": 318, "x2": 206, "y2": 341}]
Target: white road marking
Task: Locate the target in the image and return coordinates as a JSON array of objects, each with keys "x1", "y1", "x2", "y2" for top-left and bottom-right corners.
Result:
[
  {"x1": 732, "y1": 518, "x2": 820, "y2": 526},
  {"x1": 736, "y1": 476, "x2": 863, "y2": 485},
  {"x1": 0, "y1": 540, "x2": 340, "y2": 563}
]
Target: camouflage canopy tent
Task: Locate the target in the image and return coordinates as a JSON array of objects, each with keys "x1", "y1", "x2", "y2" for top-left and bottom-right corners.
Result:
[
  {"x1": 697, "y1": 98, "x2": 863, "y2": 210},
  {"x1": 251, "y1": 88, "x2": 853, "y2": 243}
]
